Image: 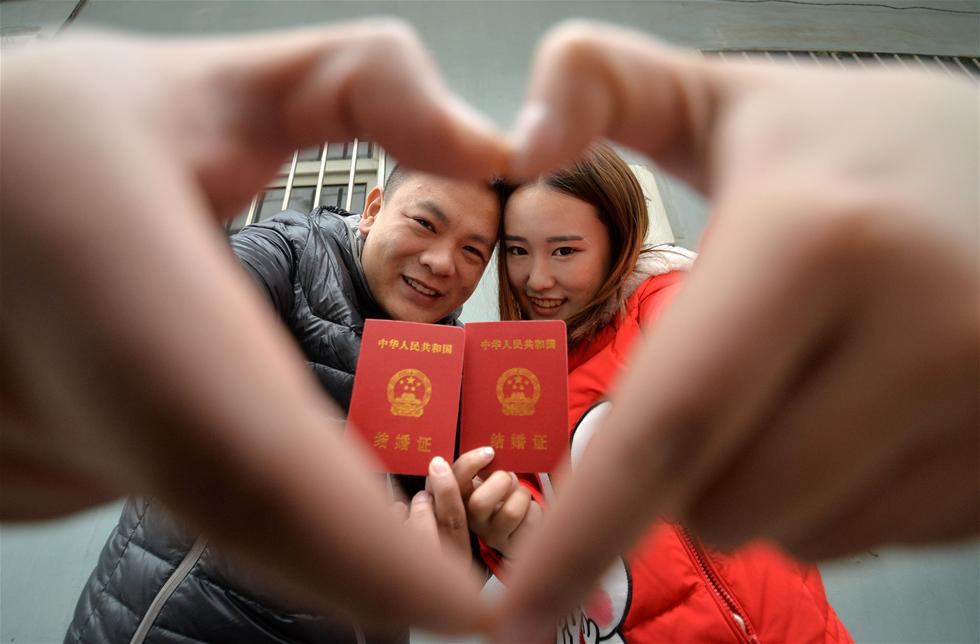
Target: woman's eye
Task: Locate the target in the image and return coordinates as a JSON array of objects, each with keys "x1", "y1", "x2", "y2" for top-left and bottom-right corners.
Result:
[
  {"x1": 506, "y1": 246, "x2": 528, "y2": 256},
  {"x1": 554, "y1": 247, "x2": 577, "y2": 257},
  {"x1": 413, "y1": 217, "x2": 435, "y2": 232}
]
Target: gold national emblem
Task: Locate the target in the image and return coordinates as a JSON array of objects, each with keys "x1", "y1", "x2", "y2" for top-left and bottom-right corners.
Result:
[
  {"x1": 496, "y1": 367, "x2": 540, "y2": 416},
  {"x1": 387, "y1": 368, "x2": 432, "y2": 417}
]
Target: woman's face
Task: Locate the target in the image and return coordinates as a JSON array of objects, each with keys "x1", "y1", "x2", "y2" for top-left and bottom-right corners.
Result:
[{"x1": 504, "y1": 184, "x2": 612, "y2": 322}]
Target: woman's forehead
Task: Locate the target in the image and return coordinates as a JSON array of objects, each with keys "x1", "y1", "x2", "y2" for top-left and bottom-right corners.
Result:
[{"x1": 505, "y1": 184, "x2": 599, "y2": 232}]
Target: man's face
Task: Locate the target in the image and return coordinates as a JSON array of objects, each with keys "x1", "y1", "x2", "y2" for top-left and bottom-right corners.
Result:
[{"x1": 359, "y1": 172, "x2": 500, "y2": 323}]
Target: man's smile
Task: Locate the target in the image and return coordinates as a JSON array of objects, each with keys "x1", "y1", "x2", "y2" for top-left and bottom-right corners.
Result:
[{"x1": 403, "y1": 275, "x2": 442, "y2": 297}]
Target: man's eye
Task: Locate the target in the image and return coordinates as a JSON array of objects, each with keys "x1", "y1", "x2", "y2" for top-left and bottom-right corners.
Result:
[
  {"x1": 554, "y1": 247, "x2": 576, "y2": 257},
  {"x1": 413, "y1": 217, "x2": 435, "y2": 232},
  {"x1": 463, "y1": 246, "x2": 486, "y2": 262}
]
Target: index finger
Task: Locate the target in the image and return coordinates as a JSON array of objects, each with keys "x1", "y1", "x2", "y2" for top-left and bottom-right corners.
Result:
[{"x1": 452, "y1": 446, "x2": 497, "y2": 500}]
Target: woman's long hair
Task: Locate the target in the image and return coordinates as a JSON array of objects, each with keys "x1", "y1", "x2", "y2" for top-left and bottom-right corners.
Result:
[{"x1": 497, "y1": 142, "x2": 649, "y2": 345}]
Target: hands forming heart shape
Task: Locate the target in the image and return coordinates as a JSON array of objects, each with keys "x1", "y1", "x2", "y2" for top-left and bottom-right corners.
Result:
[{"x1": 1, "y1": 18, "x2": 976, "y2": 641}]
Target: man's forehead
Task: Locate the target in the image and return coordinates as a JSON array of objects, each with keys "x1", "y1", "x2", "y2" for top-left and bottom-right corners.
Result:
[
  {"x1": 390, "y1": 172, "x2": 494, "y2": 201},
  {"x1": 387, "y1": 174, "x2": 499, "y2": 225}
]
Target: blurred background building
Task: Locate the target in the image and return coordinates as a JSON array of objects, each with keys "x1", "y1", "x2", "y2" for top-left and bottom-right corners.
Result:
[
  {"x1": 1, "y1": 1, "x2": 977, "y2": 643},
  {"x1": 225, "y1": 140, "x2": 382, "y2": 234}
]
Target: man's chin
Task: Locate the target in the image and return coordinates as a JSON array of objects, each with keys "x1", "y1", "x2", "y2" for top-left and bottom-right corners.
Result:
[
  {"x1": 384, "y1": 301, "x2": 450, "y2": 324},
  {"x1": 381, "y1": 280, "x2": 457, "y2": 323}
]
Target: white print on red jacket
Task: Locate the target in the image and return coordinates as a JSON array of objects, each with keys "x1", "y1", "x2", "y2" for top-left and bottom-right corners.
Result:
[{"x1": 557, "y1": 401, "x2": 632, "y2": 643}]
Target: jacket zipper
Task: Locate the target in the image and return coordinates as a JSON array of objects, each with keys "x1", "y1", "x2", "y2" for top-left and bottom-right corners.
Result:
[
  {"x1": 129, "y1": 535, "x2": 208, "y2": 644},
  {"x1": 679, "y1": 527, "x2": 760, "y2": 644}
]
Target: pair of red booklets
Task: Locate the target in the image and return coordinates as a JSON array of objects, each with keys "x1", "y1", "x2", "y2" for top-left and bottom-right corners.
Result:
[{"x1": 347, "y1": 319, "x2": 568, "y2": 475}]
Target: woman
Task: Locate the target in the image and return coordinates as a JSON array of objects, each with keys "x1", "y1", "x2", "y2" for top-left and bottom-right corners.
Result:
[{"x1": 471, "y1": 142, "x2": 851, "y2": 643}]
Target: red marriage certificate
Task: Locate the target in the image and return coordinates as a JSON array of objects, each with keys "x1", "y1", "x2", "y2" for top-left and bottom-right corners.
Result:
[
  {"x1": 459, "y1": 320, "x2": 568, "y2": 473},
  {"x1": 348, "y1": 319, "x2": 464, "y2": 475}
]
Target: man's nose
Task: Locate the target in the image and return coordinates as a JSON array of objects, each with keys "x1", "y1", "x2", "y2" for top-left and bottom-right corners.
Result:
[{"x1": 419, "y1": 243, "x2": 455, "y2": 277}]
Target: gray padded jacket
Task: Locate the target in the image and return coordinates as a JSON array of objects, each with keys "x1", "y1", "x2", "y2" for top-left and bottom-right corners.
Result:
[{"x1": 65, "y1": 207, "x2": 459, "y2": 644}]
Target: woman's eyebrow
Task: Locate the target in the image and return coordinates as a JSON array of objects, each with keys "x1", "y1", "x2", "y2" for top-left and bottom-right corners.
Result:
[{"x1": 503, "y1": 234, "x2": 585, "y2": 243}]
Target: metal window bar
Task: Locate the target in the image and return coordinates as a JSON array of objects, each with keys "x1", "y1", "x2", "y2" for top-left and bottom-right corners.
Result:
[
  {"x1": 243, "y1": 194, "x2": 259, "y2": 227},
  {"x1": 377, "y1": 148, "x2": 387, "y2": 192},
  {"x1": 701, "y1": 49, "x2": 980, "y2": 82},
  {"x1": 952, "y1": 57, "x2": 973, "y2": 76},
  {"x1": 313, "y1": 142, "x2": 330, "y2": 208},
  {"x1": 345, "y1": 139, "x2": 359, "y2": 212},
  {"x1": 281, "y1": 150, "x2": 299, "y2": 210},
  {"x1": 892, "y1": 53, "x2": 911, "y2": 71},
  {"x1": 932, "y1": 55, "x2": 955, "y2": 77}
]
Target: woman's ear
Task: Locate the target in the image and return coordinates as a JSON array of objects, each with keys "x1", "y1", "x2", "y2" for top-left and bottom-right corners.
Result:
[{"x1": 358, "y1": 186, "x2": 384, "y2": 233}]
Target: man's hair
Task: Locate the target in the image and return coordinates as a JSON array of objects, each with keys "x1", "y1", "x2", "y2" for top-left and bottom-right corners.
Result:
[
  {"x1": 382, "y1": 163, "x2": 514, "y2": 216},
  {"x1": 382, "y1": 163, "x2": 411, "y2": 199},
  {"x1": 497, "y1": 142, "x2": 648, "y2": 344}
]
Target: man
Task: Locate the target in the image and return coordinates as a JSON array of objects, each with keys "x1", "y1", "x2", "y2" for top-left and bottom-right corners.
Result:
[
  {"x1": 232, "y1": 166, "x2": 502, "y2": 410},
  {"x1": 65, "y1": 166, "x2": 505, "y2": 644}
]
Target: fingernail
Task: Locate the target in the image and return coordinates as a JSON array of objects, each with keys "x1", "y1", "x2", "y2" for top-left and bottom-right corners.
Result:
[
  {"x1": 512, "y1": 102, "x2": 549, "y2": 149},
  {"x1": 482, "y1": 447, "x2": 495, "y2": 460},
  {"x1": 430, "y1": 456, "x2": 449, "y2": 475},
  {"x1": 413, "y1": 490, "x2": 432, "y2": 504}
]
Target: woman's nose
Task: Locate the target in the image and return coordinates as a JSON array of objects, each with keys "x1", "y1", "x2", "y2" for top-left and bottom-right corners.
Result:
[{"x1": 526, "y1": 259, "x2": 555, "y2": 292}]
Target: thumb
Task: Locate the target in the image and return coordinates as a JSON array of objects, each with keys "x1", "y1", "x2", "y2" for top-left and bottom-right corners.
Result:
[{"x1": 509, "y1": 20, "x2": 756, "y2": 186}]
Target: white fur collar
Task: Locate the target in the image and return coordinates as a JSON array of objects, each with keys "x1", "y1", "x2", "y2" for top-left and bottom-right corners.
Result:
[{"x1": 591, "y1": 245, "x2": 696, "y2": 334}]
